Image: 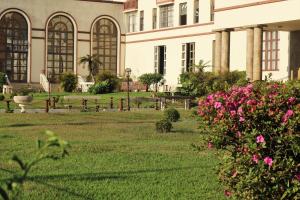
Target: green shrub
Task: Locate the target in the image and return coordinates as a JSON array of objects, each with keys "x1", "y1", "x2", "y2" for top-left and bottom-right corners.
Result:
[
  {"x1": 95, "y1": 72, "x2": 120, "y2": 93},
  {"x1": 60, "y1": 73, "x2": 78, "y2": 92},
  {"x1": 156, "y1": 119, "x2": 173, "y2": 133},
  {"x1": 0, "y1": 72, "x2": 7, "y2": 91},
  {"x1": 198, "y1": 82, "x2": 300, "y2": 199},
  {"x1": 88, "y1": 81, "x2": 111, "y2": 94},
  {"x1": 177, "y1": 60, "x2": 247, "y2": 97},
  {"x1": 0, "y1": 94, "x2": 4, "y2": 101},
  {"x1": 164, "y1": 108, "x2": 180, "y2": 122},
  {"x1": 139, "y1": 73, "x2": 163, "y2": 92}
]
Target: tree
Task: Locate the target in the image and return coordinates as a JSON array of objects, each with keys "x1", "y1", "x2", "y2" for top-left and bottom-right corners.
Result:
[
  {"x1": 138, "y1": 73, "x2": 163, "y2": 92},
  {"x1": 79, "y1": 55, "x2": 102, "y2": 82},
  {"x1": 138, "y1": 73, "x2": 154, "y2": 92}
]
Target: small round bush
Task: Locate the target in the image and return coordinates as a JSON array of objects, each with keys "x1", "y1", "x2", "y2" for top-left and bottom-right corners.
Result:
[
  {"x1": 0, "y1": 94, "x2": 4, "y2": 101},
  {"x1": 164, "y1": 108, "x2": 180, "y2": 122},
  {"x1": 156, "y1": 119, "x2": 172, "y2": 133},
  {"x1": 60, "y1": 73, "x2": 78, "y2": 92}
]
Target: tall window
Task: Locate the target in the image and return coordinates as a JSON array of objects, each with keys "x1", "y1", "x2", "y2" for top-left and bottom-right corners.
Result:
[
  {"x1": 210, "y1": 0, "x2": 215, "y2": 21},
  {"x1": 262, "y1": 31, "x2": 280, "y2": 71},
  {"x1": 154, "y1": 45, "x2": 166, "y2": 75},
  {"x1": 93, "y1": 18, "x2": 118, "y2": 75},
  {"x1": 194, "y1": 0, "x2": 199, "y2": 23},
  {"x1": 152, "y1": 8, "x2": 157, "y2": 29},
  {"x1": 179, "y1": 3, "x2": 187, "y2": 26},
  {"x1": 160, "y1": 4, "x2": 173, "y2": 28},
  {"x1": 140, "y1": 11, "x2": 144, "y2": 31},
  {"x1": 47, "y1": 15, "x2": 74, "y2": 82},
  {"x1": 181, "y1": 43, "x2": 195, "y2": 72},
  {"x1": 127, "y1": 12, "x2": 136, "y2": 33},
  {"x1": 0, "y1": 12, "x2": 28, "y2": 82}
]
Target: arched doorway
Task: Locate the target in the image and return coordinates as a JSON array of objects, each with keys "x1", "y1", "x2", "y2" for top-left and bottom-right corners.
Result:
[
  {"x1": 0, "y1": 11, "x2": 29, "y2": 82},
  {"x1": 47, "y1": 15, "x2": 75, "y2": 82},
  {"x1": 92, "y1": 17, "x2": 119, "y2": 75}
]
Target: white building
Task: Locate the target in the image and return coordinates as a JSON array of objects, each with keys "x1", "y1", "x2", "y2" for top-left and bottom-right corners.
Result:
[{"x1": 0, "y1": 0, "x2": 299, "y2": 91}]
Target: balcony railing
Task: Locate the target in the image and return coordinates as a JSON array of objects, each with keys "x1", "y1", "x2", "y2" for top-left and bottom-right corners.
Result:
[
  {"x1": 124, "y1": 0, "x2": 138, "y2": 11},
  {"x1": 156, "y1": 0, "x2": 174, "y2": 5}
]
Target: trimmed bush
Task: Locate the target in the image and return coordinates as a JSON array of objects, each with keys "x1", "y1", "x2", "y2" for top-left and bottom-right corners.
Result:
[
  {"x1": 164, "y1": 108, "x2": 180, "y2": 122},
  {"x1": 156, "y1": 119, "x2": 172, "y2": 133},
  {"x1": 198, "y1": 81, "x2": 300, "y2": 199},
  {"x1": 60, "y1": 73, "x2": 78, "y2": 92},
  {"x1": 139, "y1": 73, "x2": 163, "y2": 92},
  {"x1": 0, "y1": 94, "x2": 4, "y2": 101},
  {"x1": 95, "y1": 72, "x2": 120, "y2": 93},
  {"x1": 88, "y1": 81, "x2": 110, "y2": 94}
]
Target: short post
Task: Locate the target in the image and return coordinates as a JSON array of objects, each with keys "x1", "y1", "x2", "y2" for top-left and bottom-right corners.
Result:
[
  {"x1": 5, "y1": 100, "x2": 11, "y2": 112},
  {"x1": 82, "y1": 99, "x2": 88, "y2": 111},
  {"x1": 52, "y1": 97, "x2": 56, "y2": 109},
  {"x1": 184, "y1": 99, "x2": 191, "y2": 110},
  {"x1": 45, "y1": 99, "x2": 49, "y2": 113},
  {"x1": 110, "y1": 97, "x2": 114, "y2": 109},
  {"x1": 96, "y1": 105, "x2": 100, "y2": 112},
  {"x1": 160, "y1": 98, "x2": 166, "y2": 110},
  {"x1": 155, "y1": 99, "x2": 159, "y2": 110},
  {"x1": 119, "y1": 98, "x2": 124, "y2": 111}
]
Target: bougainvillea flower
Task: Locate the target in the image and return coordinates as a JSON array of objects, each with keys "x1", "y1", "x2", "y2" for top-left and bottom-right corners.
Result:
[
  {"x1": 264, "y1": 157, "x2": 273, "y2": 167},
  {"x1": 256, "y1": 135, "x2": 265, "y2": 143},
  {"x1": 224, "y1": 190, "x2": 232, "y2": 197},
  {"x1": 214, "y1": 102, "x2": 222, "y2": 109},
  {"x1": 282, "y1": 109, "x2": 294, "y2": 123},
  {"x1": 252, "y1": 154, "x2": 259, "y2": 164},
  {"x1": 239, "y1": 117, "x2": 245, "y2": 122},
  {"x1": 295, "y1": 174, "x2": 300, "y2": 181},
  {"x1": 208, "y1": 142, "x2": 213, "y2": 149}
]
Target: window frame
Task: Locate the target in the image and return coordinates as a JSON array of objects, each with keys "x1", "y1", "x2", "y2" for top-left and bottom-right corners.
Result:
[
  {"x1": 179, "y1": 2, "x2": 187, "y2": 26},
  {"x1": 194, "y1": 0, "x2": 199, "y2": 24},
  {"x1": 159, "y1": 4, "x2": 174, "y2": 28},
  {"x1": 262, "y1": 31, "x2": 280, "y2": 71},
  {"x1": 139, "y1": 10, "x2": 144, "y2": 31}
]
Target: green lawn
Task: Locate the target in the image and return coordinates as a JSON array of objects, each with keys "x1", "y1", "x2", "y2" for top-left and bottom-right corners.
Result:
[{"x1": 0, "y1": 111, "x2": 225, "y2": 200}]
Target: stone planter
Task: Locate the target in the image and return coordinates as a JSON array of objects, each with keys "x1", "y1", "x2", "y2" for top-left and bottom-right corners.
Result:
[{"x1": 13, "y1": 96, "x2": 33, "y2": 113}]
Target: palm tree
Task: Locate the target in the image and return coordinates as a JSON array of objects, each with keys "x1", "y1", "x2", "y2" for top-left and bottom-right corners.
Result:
[{"x1": 79, "y1": 55, "x2": 102, "y2": 82}]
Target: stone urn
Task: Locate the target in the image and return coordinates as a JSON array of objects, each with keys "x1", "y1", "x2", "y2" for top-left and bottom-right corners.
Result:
[{"x1": 13, "y1": 96, "x2": 33, "y2": 113}]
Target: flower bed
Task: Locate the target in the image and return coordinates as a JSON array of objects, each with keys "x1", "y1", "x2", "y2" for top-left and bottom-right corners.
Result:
[{"x1": 198, "y1": 81, "x2": 300, "y2": 199}]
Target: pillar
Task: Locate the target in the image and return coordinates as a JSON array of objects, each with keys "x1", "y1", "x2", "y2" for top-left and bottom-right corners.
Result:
[
  {"x1": 253, "y1": 27, "x2": 263, "y2": 81},
  {"x1": 221, "y1": 31, "x2": 230, "y2": 73},
  {"x1": 246, "y1": 28, "x2": 254, "y2": 81},
  {"x1": 214, "y1": 32, "x2": 222, "y2": 74}
]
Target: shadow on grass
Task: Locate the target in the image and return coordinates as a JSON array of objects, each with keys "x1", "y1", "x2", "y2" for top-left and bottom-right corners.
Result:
[{"x1": 1, "y1": 166, "x2": 201, "y2": 199}]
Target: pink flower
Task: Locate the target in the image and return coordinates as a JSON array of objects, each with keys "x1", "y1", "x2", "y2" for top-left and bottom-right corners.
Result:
[
  {"x1": 282, "y1": 109, "x2": 294, "y2": 123},
  {"x1": 239, "y1": 117, "x2": 245, "y2": 122},
  {"x1": 264, "y1": 157, "x2": 273, "y2": 167},
  {"x1": 214, "y1": 102, "x2": 222, "y2": 109},
  {"x1": 232, "y1": 170, "x2": 238, "y2": 178},
  {"x1": 252, "y1": 154, "x2": 259, "y2": 164},
  {"x1": 224, "y1": 190, "x2": 232, "y2": 197},
  {"x1": 207, "y1": 95, "x2": 213, "y2": 101},
  {"x1": 208, "y1": 142, "x2": 213, "y2": 149},
  {"x1": 236, "y1": 131, "x2": 241, "y2": 138},
  {"x1": 295, "y1": 174, "x2": 300, "y2": 181},
  {"x1": 230, "y1": 110, "x2": 236, "y2": 117},
  {"x1": 288, "y1": 97, "x2": 296, "y2": 104},
  {"x1": 256, "y1": 135, "x2": 265, "y2": 143}
]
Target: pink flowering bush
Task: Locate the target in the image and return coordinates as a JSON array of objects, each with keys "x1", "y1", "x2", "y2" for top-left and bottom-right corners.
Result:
[{"x1": 198, "y1": 81, "x2": 300, "y2": 199}]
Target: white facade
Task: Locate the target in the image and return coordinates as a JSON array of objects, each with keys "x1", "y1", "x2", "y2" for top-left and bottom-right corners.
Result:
[{"x1": 1, "y1": 0, "x2": 300, "y2": 89}]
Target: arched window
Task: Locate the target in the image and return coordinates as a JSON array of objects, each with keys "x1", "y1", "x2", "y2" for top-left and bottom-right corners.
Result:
[
  {"x1": 92, "y1": 18, "x2": 118, "y2": 75},
  {"x1": 47, "y1": 15, "x2": 74, "y2": 82},
  {"x1": 0, "y1": 12, "x2": 29, "y2": 82}
]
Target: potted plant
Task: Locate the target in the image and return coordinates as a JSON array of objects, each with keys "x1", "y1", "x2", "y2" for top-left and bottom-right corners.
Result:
[{"x1": 13, "y1": 87, "x2": 33, "y2": 113}]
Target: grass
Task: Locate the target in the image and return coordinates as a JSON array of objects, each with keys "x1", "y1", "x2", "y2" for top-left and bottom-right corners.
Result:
[{"x1": 0, "y1": 111, "x2": 225, "y2": 200}]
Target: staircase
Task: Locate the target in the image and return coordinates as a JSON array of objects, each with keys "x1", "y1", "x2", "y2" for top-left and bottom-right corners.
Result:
[{"x1": 77, "y1": 76, "x2": 94, "y2": 92}]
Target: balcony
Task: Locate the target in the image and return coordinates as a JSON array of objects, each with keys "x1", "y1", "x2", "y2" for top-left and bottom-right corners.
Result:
[
  {"x1": 124, "y1": 0, "x2": 138, "y2": 12},
  {"x1": 156, "y1": 0, "x2": 174, "y2": 5}
]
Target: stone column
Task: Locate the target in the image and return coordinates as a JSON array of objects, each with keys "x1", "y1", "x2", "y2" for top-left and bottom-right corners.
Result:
[
  {"x1": 246, "y1": 28, "x2": 254, "y2": 81},
  {"x1": 214, "y1": 32, "x2": 222, "y2": 74},
  {"x1": 221, "y1": 30, "x2": 230, "y2": 74},
  {"x1": 253, "y1": 27, "x2": 263, "y2": 81}
]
